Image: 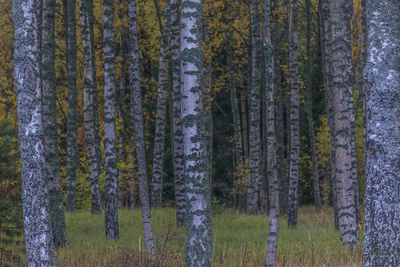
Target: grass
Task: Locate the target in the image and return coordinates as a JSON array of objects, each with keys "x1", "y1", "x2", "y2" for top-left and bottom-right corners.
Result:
[{"x1": 9, "y1": 206, "x2": 364, "y2": 266}]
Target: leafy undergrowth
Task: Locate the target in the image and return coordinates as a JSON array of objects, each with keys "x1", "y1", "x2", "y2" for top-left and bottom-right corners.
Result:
[{"x1": 8, "y1": 206, "x2": 364, "y2": 266}]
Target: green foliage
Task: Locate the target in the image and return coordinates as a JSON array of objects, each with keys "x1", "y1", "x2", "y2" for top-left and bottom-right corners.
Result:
[
  {"x1": 16, "y1": 207, "x2": 362, "y2": 266},
  {"x1": 211, "y1": 196, "x2": 226, "y2": 216},
  {"x1": 76, "y1": 157, "x2": 91, "y2": 210},
  {"x1": 315, "y1": 116, "x2": 332, "y2": 206},
  {"x1": 0, "y1": 201, "x2": 24, "y2": 266},
  {"x1": 0, "y1": 120, "x2": 24, "y2": 266},
  {"x1": 75, "y1": 156, "x2": 106, "y2": 210}
]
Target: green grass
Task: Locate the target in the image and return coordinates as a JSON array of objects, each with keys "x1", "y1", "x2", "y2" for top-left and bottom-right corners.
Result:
[{"x1": 10, "y1": 207, "x2": 364, "y2": 266}]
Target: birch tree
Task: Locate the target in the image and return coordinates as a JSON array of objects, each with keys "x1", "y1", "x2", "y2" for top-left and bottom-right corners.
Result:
[
  {"x1": 271, "y1": 0, "x2": 286, "y2": 215},
  {"x1": 318, "y1": 0, "x2": 338, "y2": 230},
  {"x1": 103, "y1": 0, "x2": 119, "y2": 239},
  {"x1": 79, "y1": 0, "x2": 102, "y2": 215},
  {"x1": 13, "y1": 0, "x2": 57, "y2": 262},
  {"x1": 305, "y1": 0, "x2": 321, "y2": 211},
  {"x1": 170, "y1": 0, "x2": 186, "y2": 227},
  {"x1": 262, "y1": 0, "x2": 279, "y2": 265},
  {"x1": 117, "y1": 35, "x2": 128, "y2": 208},
  {"x1": 287, "y1": 0, "x2": 300, "y2": 226},
  {"x1": 329, "y1": 0, "x2": 358, "y2": 246},
  {"x1": 42, "y1": 0, "x2": 67, "y2": 246},
  {"x1": 129, "y1": 0, "x2": 155, "y2": 258},
  {"x1": 247, "y1": 0, "x2": 262, "y2": 215},
  {"x1": 239, "y1": 63, "x2": 249, "y2": 162},
  {"x1": 364, "y1": 1, "x2": 400, "y2": 265},
  {"x1": 63, "y1": 0, "x2": 79, "y2": 213},
  {"x1": 181, "y1": 0, "x2": 212, "y2": 265},
  {"x1": 151, "y1": 0, "x2": 171, "y2": 208},
  {"x1": 227, "y1": 43, "x2": 244, "y2": 207}
]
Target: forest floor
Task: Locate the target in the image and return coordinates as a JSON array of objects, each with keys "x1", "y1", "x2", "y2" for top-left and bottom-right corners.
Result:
[{"x1": 11, "y1": 206, "x2": 363, "y2": 266}]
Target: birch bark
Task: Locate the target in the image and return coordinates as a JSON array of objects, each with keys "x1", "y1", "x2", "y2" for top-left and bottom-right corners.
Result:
[
  {"x1": 42, "y1": 0, "x2": 67, "y2": 246},
  {"x1": 287, "y1": 0, "x2": 300, "y2": 227},
  {"x1": 79, "y1": 0, "x2": 102, "y2": 215},
  {"x1": 181, "y1": 0, "x2": 212, "y2": 265},
  {"x1": 14, "y1": 0, "x2": 57, "y2": 262},
  {"x1": 129, "y1": 0, "x2": 155, "y2": 258},
  {"x1": 103, "y1": 0, "x2": 119, "y2": 239},
  {"x1": 364, "y1": 1, "x2": 400, "y2": 264}
]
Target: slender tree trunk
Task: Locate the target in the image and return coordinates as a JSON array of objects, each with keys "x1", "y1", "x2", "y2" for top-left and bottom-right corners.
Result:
[
  {"x1": 227, "y1": 43, "x2": 244, "y2": 208},
  {"x1": 103, "y1": 0, "x2": 119, "y2": 239},
  {"x1": 128, "y1": 0, "x2": 155, "y2": 258},
  {"x1": 79, "y1": 0, "x2": 102, "y2": 215},
  {"x1": 151, "y1": 0, "x2": 171, "y2": 208},
  {"x1": 283, "y1": 0, "x2": 291, "y2": 220},
  {"x1": 170, "y1": 0, "x2": 185, "y2": 227},
  {"x1": 329, "y1": 0, "x2": 359, "y2": 246},
  {"x1": 64, "y1": 0, "x2": 79, "y2": 213},
  {"x1": 272, "y1": 0, "x2": 287, "y2": 215},
  {"x1": 204, "y1": 58, "x2": 213, "y2": 191},
  {"x1": 263, "y1": 0, "x2": 279, "y2": 265},
  {"x1": 350, "y1": 111, "x2": 360, "y2": 225},
  {"x1": 239, "y1": 64, "x2": 249, "y2": 162},
  {"x1": 181, "y1": 1, "x2": 212, "y2": 265},
  {"x1": 13, "y1": 0, "x2": 57, "y2": 262},
  {"x1": 360, "y1": 0, "x2": 367, "y2": 188},
  {"x1": 287, "y1": 0, "x2": 300, "y2": 227},
  {"x1": 239, "y1": 64, "x2": 248, "y2": 211},
  {"x1": 318, "y1": 0, "x2": 338, "y2": 231},
  {"x1": 117, "y1": 35, "x2": 128, "y2": 208},
  {"x1": 261, "y1": 93, "x2": 269, "y2": 214},
  {"x1": 129, "y1": 119, "x2": 137, "y2": 209},
  {"x1": 350, "y1": 0, "x2": 361, "y2": 225},
  {"x1": 364, "y1": 1, "x2": 400, "y2": 265},
  {"x1": 305, "y1": 0, "x2": 321, "y2": 212},
  {"x1": 42, "y1": 0, "x2": 67, "y2": 246},
  {"x1": 247, "y1": 0, "x2": 263, "y2": 215},
  {"x1": 128, "y1": 35, "x2": 137, "y2": 210}
]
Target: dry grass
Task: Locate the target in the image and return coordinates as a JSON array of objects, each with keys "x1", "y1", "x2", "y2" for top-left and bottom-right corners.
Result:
[{"x1": 7, "y1": 206, "x2": 364, "y2": 266}]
